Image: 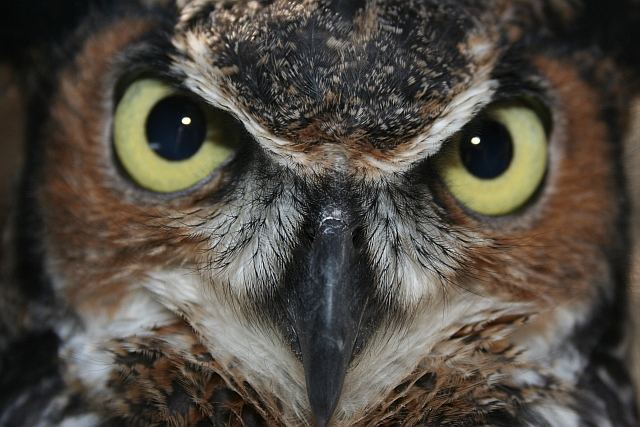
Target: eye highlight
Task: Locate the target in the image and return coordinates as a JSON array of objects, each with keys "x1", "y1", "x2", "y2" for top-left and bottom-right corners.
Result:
[
  {"x1": 113, "y1": 79, "x2": 239, "y2": 193},
  {"x1": 436, "y1": 104, "x2": 548, "y2": 216}
]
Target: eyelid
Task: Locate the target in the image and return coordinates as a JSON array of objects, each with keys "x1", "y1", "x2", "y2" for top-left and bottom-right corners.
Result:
[
  {"x1": 489, "y1": 90, "x2": 553, "y2": 133},
  {"x1": 112, "y1": 73, "x2": 191, "y2": 110}
]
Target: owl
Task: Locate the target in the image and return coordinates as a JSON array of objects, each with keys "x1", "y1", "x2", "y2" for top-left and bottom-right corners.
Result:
[{"x1": 1, "y1": 0, "x2": 640, "y2": 426}]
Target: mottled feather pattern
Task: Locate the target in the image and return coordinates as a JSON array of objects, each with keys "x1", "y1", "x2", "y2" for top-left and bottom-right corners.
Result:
[{"x1": 0, "y1": 0, "x2": 639, "y2": 426}]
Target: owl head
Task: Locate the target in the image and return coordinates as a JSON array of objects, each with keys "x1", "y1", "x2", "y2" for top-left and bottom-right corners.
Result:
[{"x1": 1, "y1": 0, "x2": 640, "y2": 426}]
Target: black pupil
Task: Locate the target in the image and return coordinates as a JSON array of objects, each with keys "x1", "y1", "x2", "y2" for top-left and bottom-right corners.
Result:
[
  {"x1": 459, "y1": 120, "x2": 513, "y2": 179},
  {"x1": 145, "y1": 95, "x2": 207, "y2": 161}
]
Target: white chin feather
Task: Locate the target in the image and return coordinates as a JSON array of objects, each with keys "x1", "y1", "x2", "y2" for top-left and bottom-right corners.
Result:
[{"x1": 56, "y1": 267, "x2": 591, "y2": 423}]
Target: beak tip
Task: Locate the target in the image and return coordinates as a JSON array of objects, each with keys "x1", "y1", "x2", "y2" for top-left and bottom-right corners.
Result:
[
  {"x1": 313, "y1": 415, "x2": 330, "y2": 427},
  {"x1": 309, "y1": 396, "x2": 337, "y2": 427},
  {"x1": 304, "y1": 348, "x2": 346, "y2": 427}
]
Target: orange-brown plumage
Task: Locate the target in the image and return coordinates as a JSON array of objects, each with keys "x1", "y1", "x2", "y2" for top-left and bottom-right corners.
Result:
[{"x1": 1, "y1": 0, "x2": 639, "y2": 426}]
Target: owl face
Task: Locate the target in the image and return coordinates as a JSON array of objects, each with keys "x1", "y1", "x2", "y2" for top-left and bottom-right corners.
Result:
[{"x1": 16, "y1": 0, "x2": 637, "y2": 425}]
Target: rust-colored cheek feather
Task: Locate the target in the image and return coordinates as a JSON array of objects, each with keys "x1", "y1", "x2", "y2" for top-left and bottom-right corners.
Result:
[{"x1": 1, "y1": 0, "x2": 640, "y2": 426}]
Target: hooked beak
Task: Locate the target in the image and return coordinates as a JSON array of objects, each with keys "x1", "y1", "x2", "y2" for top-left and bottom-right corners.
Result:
[{"x1": 289, "y1": 213, "x2": 371, "y2": 427}]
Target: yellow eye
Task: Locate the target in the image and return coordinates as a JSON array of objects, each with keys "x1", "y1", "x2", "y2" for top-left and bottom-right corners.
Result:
[
  {"x1": 113, "y1": 79, "x2": 239, "y2": 193},
  {"x1": 436, "y1": 105, "x2": 548, "y2": 216}
]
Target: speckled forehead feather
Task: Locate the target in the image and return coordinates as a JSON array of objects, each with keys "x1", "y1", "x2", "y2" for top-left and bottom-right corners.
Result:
[{"x1": 172, "y1": 0, "x2": 504, "y2": 149}]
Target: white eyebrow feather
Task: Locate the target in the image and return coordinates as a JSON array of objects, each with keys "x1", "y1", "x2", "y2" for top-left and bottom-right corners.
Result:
[
  {"x1": 358, "y1": 76, "x2": 498, "y2": 175},
  {"x1": 172, "y1": 32, "x2": 497, "y2": 175},
  {"x1": 414, "y1": 79, "x2": 498, "y2": 157}
]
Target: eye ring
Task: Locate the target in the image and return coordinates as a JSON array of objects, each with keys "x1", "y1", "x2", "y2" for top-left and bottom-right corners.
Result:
[
  {"x1": 113, "y1": 78, "x2": 239, "y2": 193},
  {"x1": 435, "y1": 103, "x2": 549, "y2": 217}
]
